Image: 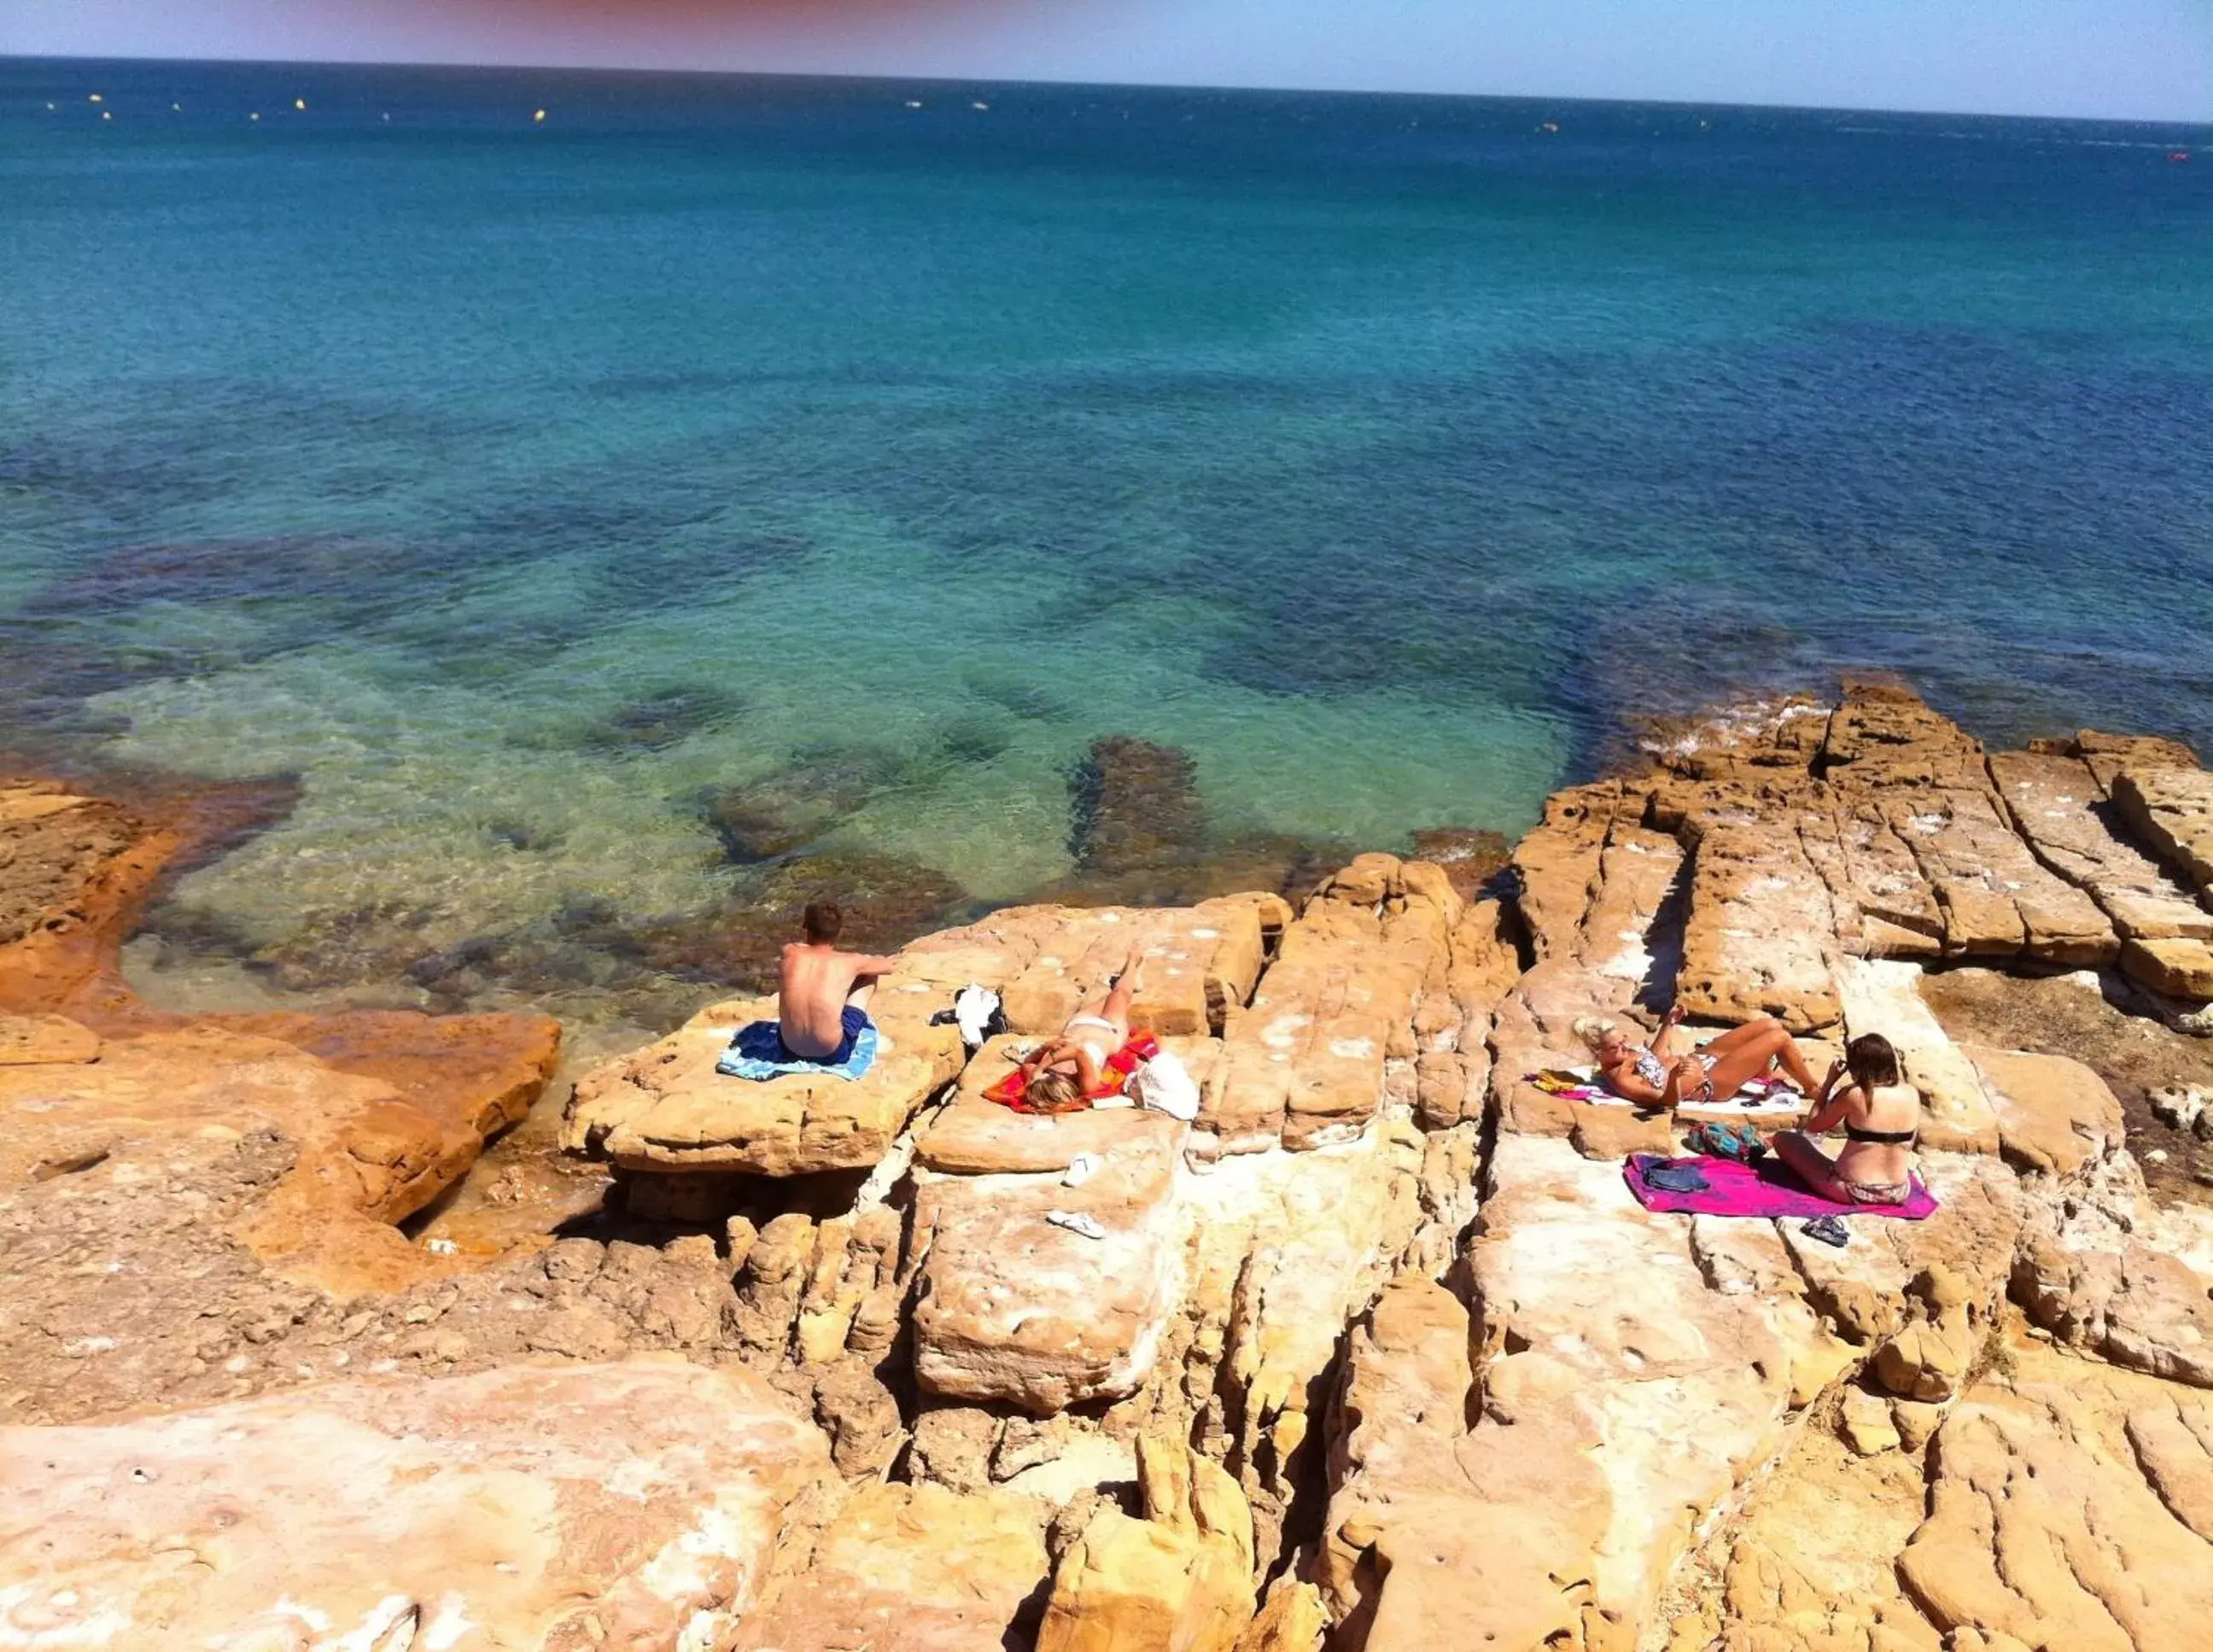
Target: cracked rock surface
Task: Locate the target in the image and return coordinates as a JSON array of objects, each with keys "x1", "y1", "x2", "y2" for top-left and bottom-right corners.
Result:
[{"x1": 7, "y1": 684, "x2": 2213, "y2": 1652}]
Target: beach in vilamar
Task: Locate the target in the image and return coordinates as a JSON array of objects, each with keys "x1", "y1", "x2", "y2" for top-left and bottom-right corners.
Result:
[{"x1": 4, "y1": 55, "x2": 2213, "y2": 1652}]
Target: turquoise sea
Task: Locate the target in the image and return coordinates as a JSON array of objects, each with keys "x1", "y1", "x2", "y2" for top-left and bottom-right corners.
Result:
[{"x1": 3, "y1": 58, "x2": 2210, "y2": 1038}]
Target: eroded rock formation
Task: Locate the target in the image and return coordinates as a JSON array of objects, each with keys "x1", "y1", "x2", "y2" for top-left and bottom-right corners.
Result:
[{"x1": 8, "y1": 682, "x2": 2213, "y2": 1652}]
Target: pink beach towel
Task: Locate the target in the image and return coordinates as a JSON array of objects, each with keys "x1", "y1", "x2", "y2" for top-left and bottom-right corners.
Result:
[{"x1": 1624, "y1": 1153, "x2": 1938, "y2": 1221}]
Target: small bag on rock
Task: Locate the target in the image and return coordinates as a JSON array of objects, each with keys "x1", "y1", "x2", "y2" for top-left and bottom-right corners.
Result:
[{"x1": 1129, "y1": 1048, "x2": 1200, "y2": 1121}]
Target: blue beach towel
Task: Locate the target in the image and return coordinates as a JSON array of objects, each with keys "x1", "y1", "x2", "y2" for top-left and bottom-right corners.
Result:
[{"x1": 717, "y1": 1007, "x2": 880, "y2": 1083}]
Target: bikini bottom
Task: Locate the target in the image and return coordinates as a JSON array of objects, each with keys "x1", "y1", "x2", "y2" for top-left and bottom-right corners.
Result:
[{"x1": 1840, "y1": 1178, "x2": 1911, "y2": 1205}]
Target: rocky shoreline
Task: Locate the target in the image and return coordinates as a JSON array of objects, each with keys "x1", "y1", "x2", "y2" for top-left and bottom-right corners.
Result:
[{"x1": 4, "y1": 679, "x2": 2212, "y2": 1650}]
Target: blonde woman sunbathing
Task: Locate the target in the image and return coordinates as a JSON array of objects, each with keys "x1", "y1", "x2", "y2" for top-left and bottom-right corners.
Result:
[
  {"x1": 1574, "y1": 1007, "x2": 1819, "y2": 1107},
  {"x1": 1016, "y1": 948, "x2": 1143, "y2": 1112}
]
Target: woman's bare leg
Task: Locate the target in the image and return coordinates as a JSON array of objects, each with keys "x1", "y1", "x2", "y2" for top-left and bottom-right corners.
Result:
[
  {"x1": 1699, "y1": 1019, "x2": 1773, "y2": 1059},
  {"x1": 1772, "y1": 1130, "x2": 1848, "y2": 1200},
  {"x1": 1098, "y1": 947, "x2": 1144, "y2": 1027},
  {"x1": 1704, "y1": 1019, "x2": 1819, "y2": 1097}
]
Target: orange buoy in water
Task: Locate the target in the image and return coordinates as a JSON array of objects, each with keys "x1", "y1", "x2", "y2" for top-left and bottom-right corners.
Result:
[{"x1": 2169, "y1": 151, "x2": 2191, "y2": 162}]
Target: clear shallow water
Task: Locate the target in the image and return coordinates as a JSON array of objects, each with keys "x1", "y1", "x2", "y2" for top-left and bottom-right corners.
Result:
[{"x1": 3, "y1": 59, "x2": 2211, "y2": 1025}]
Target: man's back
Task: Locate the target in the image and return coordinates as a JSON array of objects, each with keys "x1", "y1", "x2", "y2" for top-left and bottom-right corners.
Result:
[
  {"x1": 778, "y1": 942, "x2": 865, "y2": 1057},
  {"x1": 775, "y1": 902, "x2": 897, "y2": 1060}
]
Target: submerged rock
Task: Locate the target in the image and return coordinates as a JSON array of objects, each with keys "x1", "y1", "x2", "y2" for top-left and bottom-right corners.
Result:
[
  {"x1": 703, "y1": 759, "x2": 879, "y2": 862},
  {"x1": 1406, "y1": 825, "x2": 1512, "y2": 897},
  {"x1": 1054, "y1": 735, "x2": 1346, "y2": 908},
  {"x1": 1071, "y1": 734, "x2": 1207, "y2": 875},
  {"x1": 627, "y1": 850, "x2": 974, "y2": 990},
  {"x1": 578, "y1": 682, "x2": 747, "y2": 754}
]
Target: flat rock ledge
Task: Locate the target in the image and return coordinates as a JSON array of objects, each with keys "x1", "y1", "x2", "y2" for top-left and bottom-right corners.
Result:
[
  {"x1": 0, "y1": 1359, "x2": 825, "y2": 1649},
  {"x1": 9, "y1": 683, "x2": 2213, "y2": 1652}
]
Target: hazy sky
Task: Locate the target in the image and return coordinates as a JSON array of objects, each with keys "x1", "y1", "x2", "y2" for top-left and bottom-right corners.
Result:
[{"x1": 6, "y1": 0, "x2": 2210, "y2": 121}]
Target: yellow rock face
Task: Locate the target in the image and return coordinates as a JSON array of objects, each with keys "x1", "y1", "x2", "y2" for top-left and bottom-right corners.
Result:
[{"x1": 1037, "y1": 1439, "x2": 1257, "y2": 1652}]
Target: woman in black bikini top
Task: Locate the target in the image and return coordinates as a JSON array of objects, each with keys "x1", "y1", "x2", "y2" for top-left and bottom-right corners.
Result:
[{"x1": 1773, "y1": 1032, "x2": 1922, "y2": 1205}]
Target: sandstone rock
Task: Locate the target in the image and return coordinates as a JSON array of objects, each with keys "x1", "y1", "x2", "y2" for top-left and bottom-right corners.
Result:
[
  {"x1": 913, "y1": 1138, "x2": 1188, "y2": 1413},
  {"x1": 1990, "y1": 750, "x2": 2213, "y2": 997},
  {"x1": 1880, "y1": 786, "x2": 2115, "y2": 965},
  {"x1": 1780, "y1": 1152, "x2": 2023, "y2": 1356},
  {"x1": 996, "y1": 901, "x2": 1266, "y2": 1039},
  {"x1": 1697, "y1": 692, "x2": 1839, "y2": 773},
  {"x1": 2064, "y1": 728, "x2": 2204, "y2": 788},
  {"x1": 2012, "y1": 1153, "x2": 2213, "y2": 1388},
  {"x1": 998, "y1": 1434, "x2": 1144, "y2": 1506},
  {"x1": 1677, "y1": 814, "x2": 1842, "y2": 1033},
  {"x1": 730, "y1": 1211, "x2": 817, "y2": 1356},
  {"x1": 1656, "y1": 688, "x2": 2136, "y2": 1021},
  {"x1": 0, "y1": 1012, "x2": 100, "y2": 1065},
  {"x1": 1035, "y1": 1438, "x2": 1257, "y2": 1652},
  {"x1": 1964, "y1": 1044, "x2": 2124, "y2": 1179},
  {"x1": 908, "y1": 1404, "x2": 1004, "y2": 1494},
  {"x1": 1319, "y1": 1275, "x2": 1480, "y2": 1630},
  {"x1": 0, "y1": 782, "x2": 143, "y2": 1004},
  {"x1": 1900, "y1": 1349, "x2": 2213, "y2": 1650},
  {"x1": 0, "y1": 772, "x2": 558, "y2": 1296},
  {"x1": 1916, "y1": 965, "x2": 2213, "y2": 1205},
  {"x1": 731, "y1": 1482, "x2": 1053, "y2": 1652},
  {"x1": 2120, "y1": 934, "x2": 2213, "y2": 1003},
  {"x1": 1819, "y1": 680, "x2": 1988, "y2": 792},
  {"x1": 1327, "y1": 1279, "x2": 1625, "y2": 1651},
  {"x1": 1509, "y1": 783, "x2": 1638, "y2": 961},
  {"x1": 1801, "y1": 794, "x2": 1947, "y2": 960},
  {"x1": 2111, "y1": 761, "x2": 2213, "y2": 899},
  {"x1": 1217, "y1": 1116, "x2": 1431, "y2": 1512},
  {"x1": 1575, "y1": 822, "x2": 1685, "y2": 984},
  {"x1": 1322, "y1": 1135, "x2": 1836, "y2": 1650},
  {"x1": 1842, "y1": 1386, "x2": 1904, "y2": 1455},
  {"x1": 1689, "y1": 1412, "x2": 1949, "y2": 1652},
  {"x1": 565, "y1": 990, "x2": 966, "y2": 1178},
  {"x1": 1411, "y1": 896, "x2": 1522, "y2": 1131},
  {"x1": 1871, "y1": 1264, "x2": 1981, "y2": 1404},
  {"x1": 1892, "y1": 1396, "x2": 1946, "y2": 1452},
  {"x1": 0, "y1": 1017, "x2": 554, "y2": 1293},
  {"x1": 1236, "y1": 1579, "x2": 1327, "y2": 1652},
  {"x1": 0, "y1": 1359, "x2": 827, "y2": 1650},
  {"x1": 2124, "y1": 1398, "x2": 2213, "y2": 1542},
  {"x1": 1211, "y1": 862, "x2": 1451, "y2": 1151},
  {"x1": 221, "y1": 1006, "x2": 559, "y2": 1144}
]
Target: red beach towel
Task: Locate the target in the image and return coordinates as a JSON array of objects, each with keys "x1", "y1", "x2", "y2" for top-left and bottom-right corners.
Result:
[{"x1": 1624, "y1": 1153, "x2": 1938, "y2": 1220}]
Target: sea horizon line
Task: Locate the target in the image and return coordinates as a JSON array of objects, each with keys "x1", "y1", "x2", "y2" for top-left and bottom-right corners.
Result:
[{"x1": 6, "y1": 50, "x2": 2210, "y2": 132}]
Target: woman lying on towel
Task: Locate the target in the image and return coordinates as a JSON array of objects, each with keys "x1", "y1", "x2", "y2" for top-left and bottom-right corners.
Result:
[
  {"x1": 1574, "y1": 1007, "x2": 1820, "y2": 1108},
  {"x1": 1015, "y1": 949, "x2": 1144, "y2": 1112},
  {"x1": 1772, "y1": 1034, "x2": 1920, "y2": 1205}
]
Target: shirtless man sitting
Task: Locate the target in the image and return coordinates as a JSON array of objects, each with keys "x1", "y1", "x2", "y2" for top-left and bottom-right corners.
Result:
[{"x1": 776, "y1": 902, "x2": 897, "y2": 1063}]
